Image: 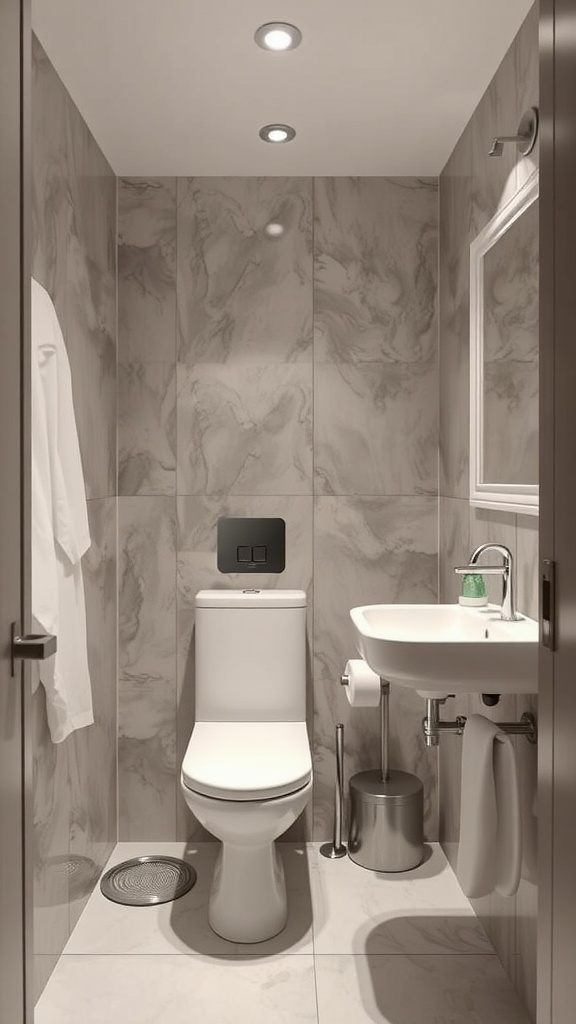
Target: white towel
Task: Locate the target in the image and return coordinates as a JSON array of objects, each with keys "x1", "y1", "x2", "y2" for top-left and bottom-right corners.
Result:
[
  {"x1": 31, "y1": 278, "x2": 94, "y2": 743},
  {"x1": 456, "y1": 714, "x2": 522, "y2": 899}
]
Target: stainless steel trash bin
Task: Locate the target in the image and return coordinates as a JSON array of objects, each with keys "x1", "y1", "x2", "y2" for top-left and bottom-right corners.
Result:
[{"x1": 348, "y1": 769, "x2": 423, "y2": 872}]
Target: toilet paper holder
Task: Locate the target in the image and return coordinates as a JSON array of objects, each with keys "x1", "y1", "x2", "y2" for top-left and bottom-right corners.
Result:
[{"x1": 422, "y1": 696, "x2": 538, "y2": 747}]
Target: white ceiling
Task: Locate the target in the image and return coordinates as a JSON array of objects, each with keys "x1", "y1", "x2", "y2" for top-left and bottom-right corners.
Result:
[{"x1": 32, "y1": 0, "x2": 535, "y2": 177}]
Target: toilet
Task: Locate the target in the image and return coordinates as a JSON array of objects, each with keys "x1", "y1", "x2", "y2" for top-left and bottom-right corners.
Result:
[{"x1": 180, "y1": 588, "x2": 312, "y2": 943}]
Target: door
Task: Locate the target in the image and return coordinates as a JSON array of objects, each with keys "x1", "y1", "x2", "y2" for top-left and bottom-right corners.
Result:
[
  {"x1": 0, "y1": 0, "x2": 32, "y2": 1021},
  {"x1": 539, "y1": 2, "x2": 576, "y2": 1022}
]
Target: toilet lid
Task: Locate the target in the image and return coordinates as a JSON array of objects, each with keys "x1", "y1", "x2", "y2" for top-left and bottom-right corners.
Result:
[{"x1": 181, "y1": 722, "x2": 312, "y2": 801}]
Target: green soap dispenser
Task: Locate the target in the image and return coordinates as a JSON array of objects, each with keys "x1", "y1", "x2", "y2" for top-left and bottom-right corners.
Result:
[{"x1": 458, "y1": 572, "x2": 487, "y2": 607}]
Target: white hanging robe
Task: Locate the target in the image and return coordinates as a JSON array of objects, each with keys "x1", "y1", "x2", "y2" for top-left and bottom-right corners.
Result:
[{"x1": 31, "y1": 278, "x2": 94, "y2": 743}]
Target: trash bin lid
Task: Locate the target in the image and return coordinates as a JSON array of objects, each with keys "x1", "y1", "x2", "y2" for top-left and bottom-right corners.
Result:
[{"x1": 349, "y1": 769, "x2": 423, "y2": 805}]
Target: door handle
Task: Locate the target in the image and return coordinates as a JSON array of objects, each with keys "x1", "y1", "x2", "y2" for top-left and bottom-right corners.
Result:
[
  {"x1": 11, "y1": 622, "x2": 57, "y2": 676},
  {"x1": 541, "y1": 559, "x2": 556, "y2": 651}
]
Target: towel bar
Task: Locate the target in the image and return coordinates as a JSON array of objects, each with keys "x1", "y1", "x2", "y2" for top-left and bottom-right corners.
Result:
[{"x1": 422, "y1": 697, "x2": 537, "y2": 746}]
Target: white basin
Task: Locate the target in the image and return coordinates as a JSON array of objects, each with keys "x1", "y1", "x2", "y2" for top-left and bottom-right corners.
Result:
[{"x1": 350, "y1": 603, "x2": 538, "y2": 695}]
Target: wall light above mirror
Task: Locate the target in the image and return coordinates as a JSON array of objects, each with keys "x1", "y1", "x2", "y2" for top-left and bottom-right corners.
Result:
[{"x1": 470, "y1": 169, "x2": 539, "y2": 516}]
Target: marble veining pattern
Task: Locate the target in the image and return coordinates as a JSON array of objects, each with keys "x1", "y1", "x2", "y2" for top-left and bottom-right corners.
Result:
[
  {"x1": 177, "y1": 177, "x2": 313, "y2": 364},
  {"x1": 119, "y1": 362, "x2": 176, "y2": 495},
  {"x1": 314, "y1": 177, "x2": 438, "y2": 364},
  {"x1": 119, "y1": 497, "x2": 177, "y2": 840},
  {"x1": 314, "y1": 360, "x2": 438, "y2": 496},
  {"x1": 65, "y1": 97, "x2": 117, "y2": 501},
  {"x1": 119, "y1": 173, "x2": 439, "y2": 848},
  {"x1": 32, "y1": 36, "x2": 117, "y2": 1001},
  {"x1": 118, "y1": 178, "x2": 177, "y2": 363},
  {"x1": 177, "y1": 363, "x2": 313, "y2": 495}
]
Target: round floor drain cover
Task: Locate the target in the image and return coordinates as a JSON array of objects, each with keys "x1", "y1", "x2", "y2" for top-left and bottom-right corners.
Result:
[{"x1": 100, "y1": 856, "x2": 197, "y2": 906}]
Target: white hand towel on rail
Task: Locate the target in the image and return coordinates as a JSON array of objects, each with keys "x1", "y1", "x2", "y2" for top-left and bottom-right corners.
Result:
[
  {"x1": 31, "y1": 278, "x2": 94, "y2": 743},
  {"x1": 456, "y1": 714, "x2": 522, "y2": 899}
]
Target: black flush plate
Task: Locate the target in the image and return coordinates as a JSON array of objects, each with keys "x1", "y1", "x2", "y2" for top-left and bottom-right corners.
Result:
[{"x1": 217, "y1": 518, "x2": 286, "y2": 573}]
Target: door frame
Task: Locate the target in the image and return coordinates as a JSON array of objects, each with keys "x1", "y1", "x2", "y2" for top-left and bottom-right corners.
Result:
[
  {"x1": 539, "y1": 1, "x2": 576, "y2": 1021},
  {"x1": 0, "y1": 0, "x2": 32, "y2": 1020},
  {"x1": 1, "y1": 2, "x2": 574, "y2": 1022}
]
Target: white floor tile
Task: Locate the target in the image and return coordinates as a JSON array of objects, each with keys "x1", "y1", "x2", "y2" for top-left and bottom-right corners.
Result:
[
  {"x1": 311, "y1": 842, "x2": 494, "y2": 955},
  {"x1": 35, "y1": 954, "x2": 317, "y2": 1024},
  {"x1": 37, "y1": 841, "x2": 533, "y2": 1024},
  {"x1": 65, "y1": 842, "x2": 313, "y2": 956},
  {"x1": 314, "y1": 954, "x2": 532, "y2": 1024}
]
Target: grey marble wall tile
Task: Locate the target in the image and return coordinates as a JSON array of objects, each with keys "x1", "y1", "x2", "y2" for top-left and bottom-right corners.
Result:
[
  {"x1": 439, "y1": 131, "x2": 473, "y2": 499},
  {"x1": 516, "y1": 515, "x2": 538, "y2": 621},
  {"x1": 119, "y1": 497, "x2": 177, "y2": 839},
  {"x1": 33, "y1": 690, "x2": 71, "y2": 975},
  {"x1": 32, "y1": 37, "x2": 118, "y2": 999},
  {"x1": 177, "y1": 177, "x2": 313, "y2": 364},
  {"x1": 176, "y1": 494, "x2": 314, "y2": 840},
  {"x1": 118, "y1": 178, "x2": 176, "y2": 363},
  {"x1": 65, "y1": 97, "x2": 116, "y2": 501},
  {"x1": 119, "y1": 679, "x2": 177, "y2": 841},
  {"x1": 119, "y1": 363, "x2": 176, "y2": 496},
  {"x1": 314, "y1": 177, "x2": 438, "y2": 364},
  {"x1": 515, "y1": 5, "x2": 540, "y2": 195},
  {"x1": 31, "y1": 36, "x2": 69, "y2": 325},
  {"x1": 469, "y1": 55, "x2": 520, "y2": 231},
  {"x1": 439, "y1": 497, "x2": 470, "y2": 602},
  {"x1": 177, "y1": 364, "x2": 313, "y2": 496},
  {"x1": 313, "y1": 496, "x2": 438, "y2": 840},
  {"x1": 69, "y1": 499, "x2": 117, "y2": 928},
  {"x1": 314, "y1": 360, "x2": 438, "y2": 496}
]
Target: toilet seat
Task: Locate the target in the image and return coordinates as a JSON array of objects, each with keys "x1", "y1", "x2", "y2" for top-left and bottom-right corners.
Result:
[{"x1": 182, "y1": 721, "x2": 312, "y2": 801}]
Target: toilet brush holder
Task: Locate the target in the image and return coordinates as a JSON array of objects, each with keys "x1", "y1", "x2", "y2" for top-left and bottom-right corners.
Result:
[
  {"x1": 320, "y1": 723, "x2": 347, "y2": 859},
  {"x1": 348, "y1": 680, "x2": 424, "y2": 872}
]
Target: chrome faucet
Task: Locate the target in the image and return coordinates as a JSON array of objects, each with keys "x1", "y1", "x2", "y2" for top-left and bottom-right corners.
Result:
[{"x1": 454, "y1": 543, "x2": 519, "y2": 621}]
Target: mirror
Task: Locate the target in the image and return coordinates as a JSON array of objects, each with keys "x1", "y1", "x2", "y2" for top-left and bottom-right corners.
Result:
[{"x1": 470, "y1": 169, "x2": 539, "y2": 515}]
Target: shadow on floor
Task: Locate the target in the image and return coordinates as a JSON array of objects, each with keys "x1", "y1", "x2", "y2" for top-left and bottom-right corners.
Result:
[
  {"x1": 358, "y1": 912, "x2": 492, "y2": 957},
  {"x1": 168, "y1": 842, "x2": 313, "y2": 958},
  {"x1": 346, "y1": 843, "x2": 442, "y2": 882},
  {"x1": 353, "y1": 937, "x2": 531, "y2": 1024}
]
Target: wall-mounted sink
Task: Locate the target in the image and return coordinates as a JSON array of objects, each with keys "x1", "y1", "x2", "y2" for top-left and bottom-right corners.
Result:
[{"x1": 349, "y1": 604, "x2": 538, "y2": 695}]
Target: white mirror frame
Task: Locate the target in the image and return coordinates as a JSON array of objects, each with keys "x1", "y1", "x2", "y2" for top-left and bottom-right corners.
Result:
[{"x1": 470, "y1": 168, "x2": 539, "y2": 516}]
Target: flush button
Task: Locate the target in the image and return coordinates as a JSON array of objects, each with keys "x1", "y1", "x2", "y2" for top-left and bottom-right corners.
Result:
[{"x1": 217, "y1": 517, "x2": 286, "y2": 573}]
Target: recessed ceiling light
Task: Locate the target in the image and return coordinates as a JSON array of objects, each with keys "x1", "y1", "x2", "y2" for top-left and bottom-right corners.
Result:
[
  {"x1": 264, "y1": 222, "x2": 285, "y2": 238},
  {"x1": 254, "y1": 22, "x2": 302, "y2": 52},
  {"x1": 259, "y1": 123, "x2": 296, "y2": 144}
]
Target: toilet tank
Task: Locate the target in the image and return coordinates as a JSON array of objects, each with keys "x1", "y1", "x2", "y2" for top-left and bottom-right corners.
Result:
[{"x1": 195, "y1": 589, "x2": 307, "y2": 722}]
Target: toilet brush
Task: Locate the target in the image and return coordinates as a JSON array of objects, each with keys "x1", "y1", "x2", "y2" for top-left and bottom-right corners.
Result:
[{"x1": 320, "y1": 723, "x2": 347, "y2": 859}]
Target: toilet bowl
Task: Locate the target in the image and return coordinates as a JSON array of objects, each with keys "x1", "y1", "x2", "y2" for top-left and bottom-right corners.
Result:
[{"x1": 180, "y1": 589, "x2": 312, "y2": 943}]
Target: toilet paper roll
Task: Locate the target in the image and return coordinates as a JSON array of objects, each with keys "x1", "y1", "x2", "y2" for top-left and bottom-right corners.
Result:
[{"x1": 343, "y1": 659, "x2": 382, "y2": 707}]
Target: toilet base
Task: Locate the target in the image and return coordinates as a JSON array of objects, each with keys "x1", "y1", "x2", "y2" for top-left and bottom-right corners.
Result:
[{"x1": 209, "y1": 841, "x2": 287, "y2": 943}]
